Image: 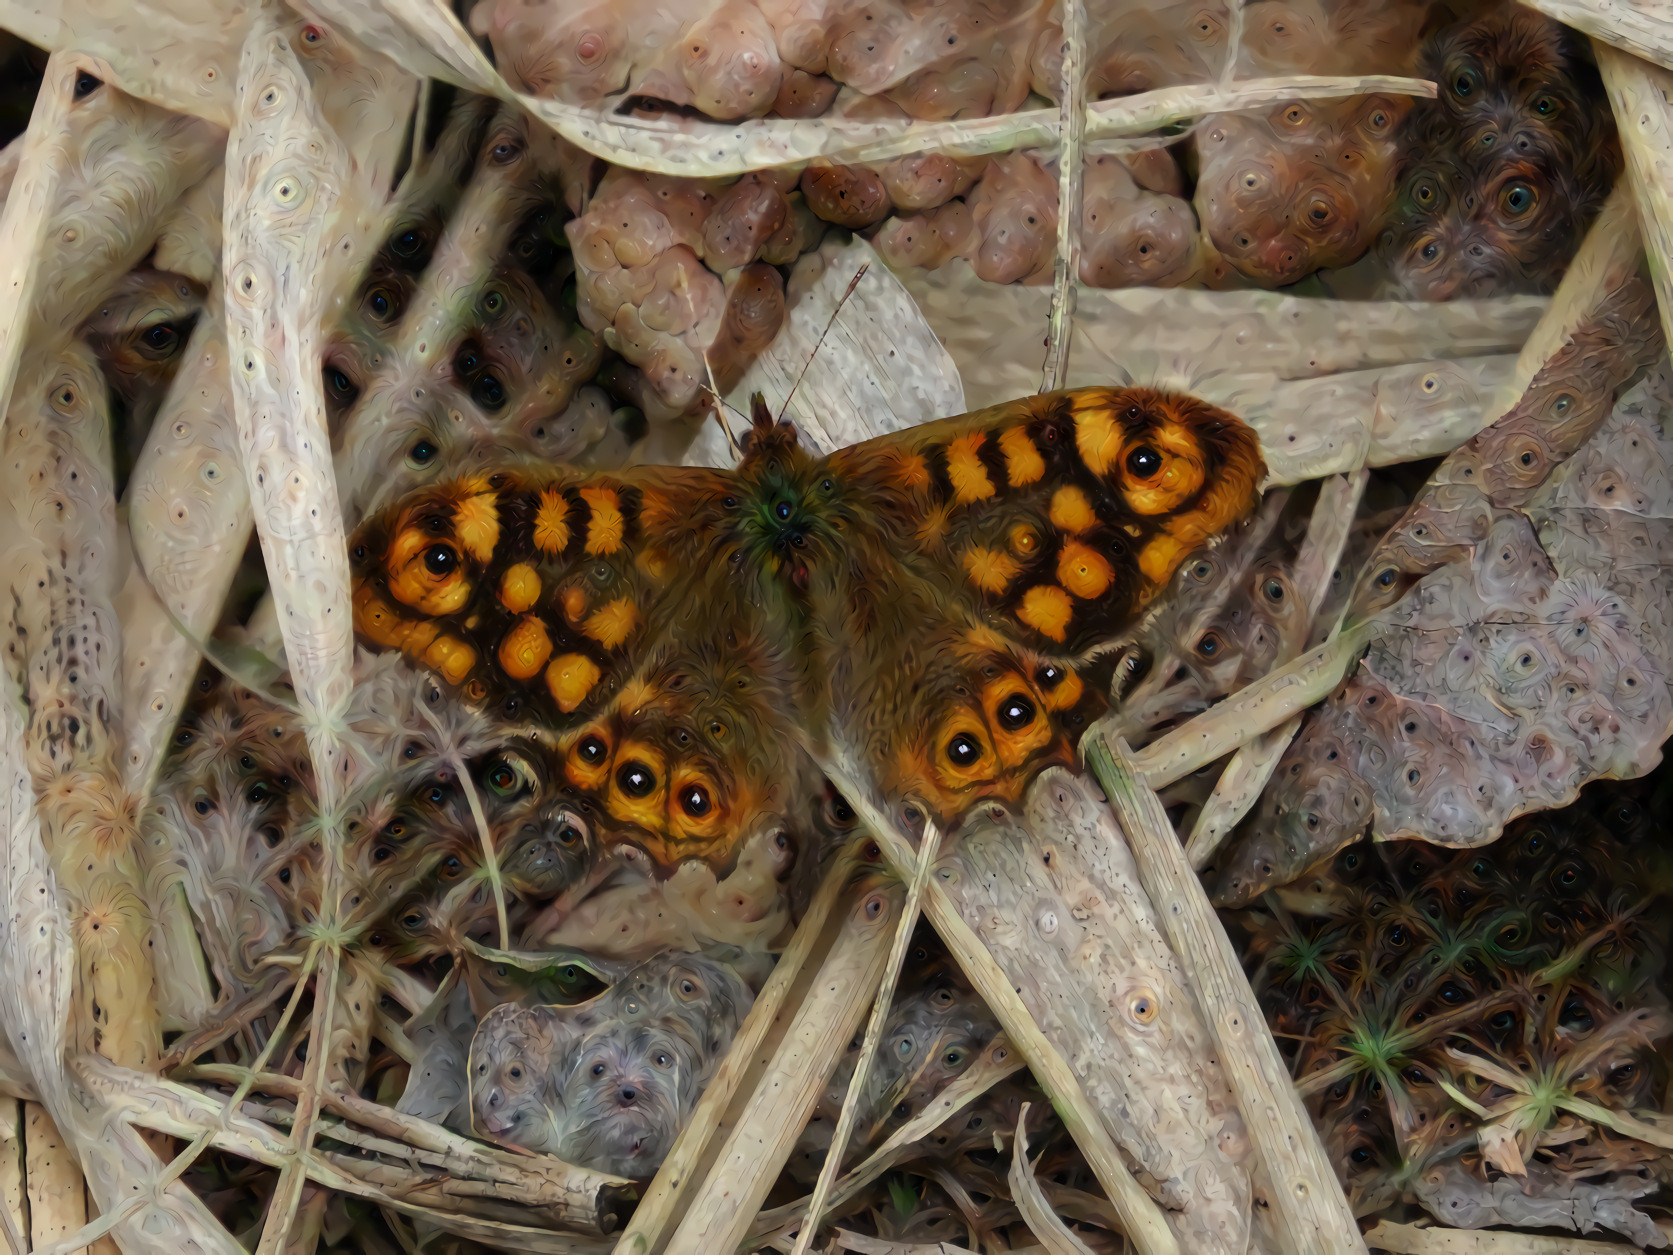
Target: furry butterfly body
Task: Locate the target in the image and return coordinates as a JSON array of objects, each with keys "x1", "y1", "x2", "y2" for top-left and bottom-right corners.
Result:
[{"x1": 350, "y1": 385, "x2": 1265, "y2": 869}]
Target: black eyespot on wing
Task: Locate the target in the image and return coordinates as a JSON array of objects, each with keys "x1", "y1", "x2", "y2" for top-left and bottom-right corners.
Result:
[
  {"x1": 618, "y1": 761, "x2": 656, "y2": 796},
  {"x1": 1126, "y1": 446, "x2": 1162, "y2": 478},
  {"x1": 997, "y1": 694, "x2": 1035, "y2": 730}
]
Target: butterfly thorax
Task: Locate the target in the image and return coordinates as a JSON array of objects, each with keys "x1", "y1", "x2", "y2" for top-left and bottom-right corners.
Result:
[{"x1": 730, "y1": 448, "x2": 841, "y2": 596}]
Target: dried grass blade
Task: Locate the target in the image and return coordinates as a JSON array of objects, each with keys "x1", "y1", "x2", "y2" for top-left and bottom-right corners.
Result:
[
  {"x1": 790, "y1": 823, "x2": 941, "y2": 1255},
  {"x1": 1040, "y1": 0, "x2": 1086, "y2": 393},
  {"x1": 119, "y1": 287, "x2": 248, "y2": 796},
  {"x1": 1122, "y1": 622, "x2": 1379, "y2": 789},
  {"x1": 0, "y1": 53, "x2": 220, "y2": 439},
  {"x1": 1009, "y1": 1105, "x2": 1097, "y2": 1255},
  {"x1": 223, "y1": 10, "x2": 358, "y2": 818},
  {"x1": 1087, "y1": 740, "x2": 1366, "y2": 1255},
  {"x1": 660, "y1": 877, "x2": 901, "y2": 1255},
  {"x1": 0, "y1": 1098, "x2": 21, "y2": 1255},
  {"x1": 0, "y1": 51, "x2": 73, "y2": 430},
  {"x1": 1598, "y1": 44, "x2": 1673, "y2": 353},
  {"x1": 1362, "y1": 1218, "x2": 1641, "y2": 1253},
  {"x1": 0, "y1": 546, "x2": 230, "y2": 1255},
  {"x1": 223, "y1": 12, "x2": 366, "y2": 1250},
  {"x1": 909, "y1": 266, "x2": 1547, "y2": 415},
  {"x1": 822, "y1": 763, "x2": 1179, "y2": 1255},
  {"x1": 24, "y1": 1105, "x2": 85, "y2": 1251},
  {"x1": 1521, "y1": 0, "x2": 1673, "y2": 79}
]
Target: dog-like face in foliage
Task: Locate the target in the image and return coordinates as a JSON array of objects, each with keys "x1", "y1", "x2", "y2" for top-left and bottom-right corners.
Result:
[
  {"x1": 466, "y1": 947, "x2": 756, "y2": 1172},
  {"x1": 468, "y1": 1003, "x2": 574, "y2": 1153},
  {"x1": 1379, "y1": 7, "x2": 1619, "y2": 299}
]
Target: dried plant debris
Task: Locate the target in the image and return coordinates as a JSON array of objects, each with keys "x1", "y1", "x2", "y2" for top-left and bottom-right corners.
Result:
[
  {"x1": 466, "y1": 0, "x2": 1432, "y2": 125},
  {"x1": 323, "y1": 90, "x2": 846, "y2": 487},
  {"x1": 263, "y1": 4, "x2": 1618, "y2": 333},
  {"x1": 769, "y1": 927, "x2": 1075, "y2": 1250},
  {"x1": 80, "y1": 264, "x2": 207, "y2": 489},
  {"x1": 1225, "y1": 765, "x2": 1673, "y2": 1246},
  {"x1": 149, "y1": 651, "x2": 810, "y2": 1007},
  {"x1": 1195, "y1": 94, "x2": 1412, "y2": 289},
  {"x1": 1211, "y1": 279, "x2": 1672, "y2": 906},
  {"x1": 327, "y1": 98, "x2": 615, "y2": 525},
  {"x1": 467, "y1": 0, "x2": 1056, "y2": 123},
  {"x1": 9, "y1": 0, "x2": 1673, "y2": 1249},
  {"x1": 468, "y1": 950, "x2": 754, "y2": 1175},
  {"x1": 1377, "y1": 6, "x2": 1621, "y2": 300}
]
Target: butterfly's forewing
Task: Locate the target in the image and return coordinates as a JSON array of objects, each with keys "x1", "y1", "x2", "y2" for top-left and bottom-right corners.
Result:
[
  {"x1": 829, "y1": 386, "x2": 1267, "y2": 658},
  {"x1": 350, "y1": 465, "x2": 733, "y2": 726}
]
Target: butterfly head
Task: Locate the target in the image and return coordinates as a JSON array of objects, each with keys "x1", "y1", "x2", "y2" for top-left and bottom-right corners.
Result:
[{"x1": 728, "y1": 403, "x2": 844, "y2": 592}]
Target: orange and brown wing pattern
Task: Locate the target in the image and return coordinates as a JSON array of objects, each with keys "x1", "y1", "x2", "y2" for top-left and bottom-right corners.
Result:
[
  {"x1": 838, "y1": 607, "x2": 1108, "y2": 824},
  {"x1": 829, "y1": 386, "x2": 1266, "y2": 658},
  {"x1": 349, "y1": 464, "x2": 738, "y2": 729},
  {"x1": 550, "y1": 631, "x2": 818, "y2": 869},
  {"x1": 348, "y1": 384, "x2": 1267, "y2": 861}
]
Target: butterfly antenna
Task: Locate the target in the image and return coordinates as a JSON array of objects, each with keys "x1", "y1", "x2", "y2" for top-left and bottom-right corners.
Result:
[
  {"x1": 699, "y1": 351, "x2": 745, "y2": 461},
  {"x1": 777, "y1": 262, "x2": 868, "y2": 424}
]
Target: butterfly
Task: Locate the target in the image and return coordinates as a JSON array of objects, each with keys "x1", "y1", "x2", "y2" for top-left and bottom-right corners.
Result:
[{"x1": 348, "y1": 385, "x2": 1265, "y2": 872}]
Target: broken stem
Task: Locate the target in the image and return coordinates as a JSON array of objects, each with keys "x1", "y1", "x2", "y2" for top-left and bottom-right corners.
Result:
[
  {"x1": 1087, "y1": 739, "x2": 1366, "y2": 1255},
  {"x1": 1118, "y1": 621, "x2": 1379, "y2": 789},
  {"x1": 791, "y1": 821, "x2": 943, "y2": 1255},
  {"x1": 1009, "y1": 1105, "x2": 1095, "y2": 1255},
  {"x1": 1040, "y1": 0, "x2": 1085, "y2": 393}
]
